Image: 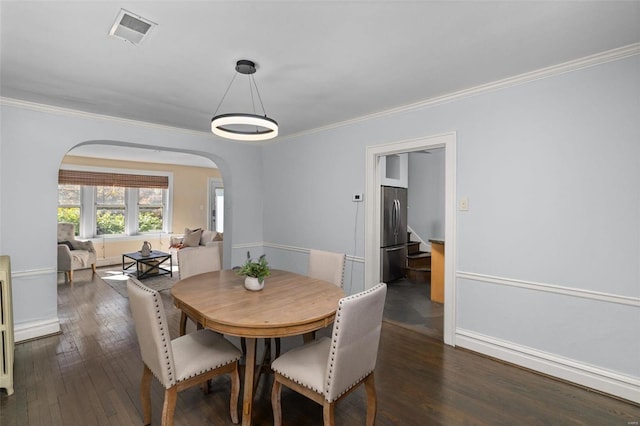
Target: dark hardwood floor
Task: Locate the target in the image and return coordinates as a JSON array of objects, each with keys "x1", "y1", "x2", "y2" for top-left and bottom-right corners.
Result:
[
  {"x1": 383, "y1": 277, "x2": 444, "y2": 340},
  {"x1": 1, "y1": 268, "x2": 638, "y2": 425}
]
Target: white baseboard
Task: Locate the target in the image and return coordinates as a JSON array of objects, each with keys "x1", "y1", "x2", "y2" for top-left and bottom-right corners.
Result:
[
  {"x1": 14, "y1": 318, "x2": 61, "y2": 343},
  {"x1": 456, "y1": 329, "x2": 640, "y2": 404}
]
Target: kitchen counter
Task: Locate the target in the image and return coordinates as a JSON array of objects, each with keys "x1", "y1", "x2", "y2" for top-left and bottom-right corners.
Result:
[{"x1": 429, "y1": 239, "x2": 444, "y2": 303}]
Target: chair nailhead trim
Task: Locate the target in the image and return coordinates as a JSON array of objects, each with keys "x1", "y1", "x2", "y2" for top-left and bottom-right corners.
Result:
[
  {"x1": 132, "y1": 280, "x2": 175, "y2": 384},
  {"x1": 323, "y1": 283, "x2": 383, "y2": 401}
]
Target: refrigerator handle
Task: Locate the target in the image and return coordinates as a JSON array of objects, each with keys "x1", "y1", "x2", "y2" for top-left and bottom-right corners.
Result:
[
  {"x1": 393, "y1": 199, "x2": 399, "y2": 237},
  {"x1": 397, "y1": 198, "x2": 402, "y2": 237},
  {"x1": 391, "y1": 199, "x2": 396, "y2": 236}
]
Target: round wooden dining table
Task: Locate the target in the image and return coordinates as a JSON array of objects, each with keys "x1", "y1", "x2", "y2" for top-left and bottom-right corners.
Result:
[{"x1": 171, "y1": 268, "x2": 344, "y2": 426}]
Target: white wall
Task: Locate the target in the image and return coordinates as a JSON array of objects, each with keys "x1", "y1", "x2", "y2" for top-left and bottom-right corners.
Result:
[
  {"x1": 261, "y1": 55, "x2": 640, "y2": 401},
  {"x1": 0, "y1": 104, "x2": 265, "y2": 341}
]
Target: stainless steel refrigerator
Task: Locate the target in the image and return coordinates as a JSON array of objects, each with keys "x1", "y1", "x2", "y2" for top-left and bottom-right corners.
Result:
[{"x1": 380, "y1": 186, "x2": 408, "y2": 282}]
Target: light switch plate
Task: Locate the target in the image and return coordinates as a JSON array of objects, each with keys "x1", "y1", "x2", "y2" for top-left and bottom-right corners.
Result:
[{"x1": 459, "y1": 197, "x2": 469, "y2": 211}]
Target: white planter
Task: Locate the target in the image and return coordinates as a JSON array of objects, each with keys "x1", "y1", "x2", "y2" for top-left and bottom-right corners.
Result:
[{"x1": 244, "y1": 276, "x2": 264, "y2": 291}]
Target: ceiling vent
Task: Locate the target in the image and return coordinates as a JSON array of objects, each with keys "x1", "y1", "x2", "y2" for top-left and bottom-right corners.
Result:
[{"x1": 109, "y1": 9, "x2": 157, "y2": 45}]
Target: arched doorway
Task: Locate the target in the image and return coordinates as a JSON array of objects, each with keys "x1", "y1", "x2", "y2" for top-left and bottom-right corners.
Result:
[{"x1": 56, "y1": 142, "x2": 225, "y2": 282}]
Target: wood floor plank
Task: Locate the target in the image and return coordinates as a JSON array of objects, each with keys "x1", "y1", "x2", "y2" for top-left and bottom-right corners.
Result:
[{"x1": 0, "y1": 267, "x2": 638, "y2": 425}]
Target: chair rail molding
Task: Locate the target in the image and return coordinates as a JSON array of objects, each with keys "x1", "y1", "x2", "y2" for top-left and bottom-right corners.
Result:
[
  {"x1": 264, "y1": 242, "x2": 364, "y2": 264},
  {"x1": 456, "y1": 271, "x2": 640, "y2": 307}
]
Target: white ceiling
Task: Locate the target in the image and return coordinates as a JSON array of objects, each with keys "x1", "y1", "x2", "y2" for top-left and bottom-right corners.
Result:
[{"x1": 2, "y1": 1, "x2": 639, "y2": 164}]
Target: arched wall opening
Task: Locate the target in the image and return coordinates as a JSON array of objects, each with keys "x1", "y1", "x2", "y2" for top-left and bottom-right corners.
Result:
[{"x1": 56, "y1": 140, "x2": 231, "y2": 274}]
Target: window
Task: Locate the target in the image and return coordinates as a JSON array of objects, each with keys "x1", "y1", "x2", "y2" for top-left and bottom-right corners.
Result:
[
  {"x1": 138, "y1": 188, "x2": 165, "y2": 232},
  {"x1": 57, "y1": 184, "x2": 81, "y2": 235},
  {"x1": 96, "y1": 186, "x2": 126, "y2": 235},
  {"x1": 58, "y1": 168, "x2": 171, "y2": 238}
]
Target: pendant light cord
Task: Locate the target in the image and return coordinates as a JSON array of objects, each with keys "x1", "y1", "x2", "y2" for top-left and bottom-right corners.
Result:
[
  {"x1": 212, "y1": 72, "x2": 238, "y2": 117},
  {"x1": 212, "y1": 72, "x2": 269, "y2": 118},
  {"x1": 251, "y1": 74, "x2": 269, "y2": 117}
]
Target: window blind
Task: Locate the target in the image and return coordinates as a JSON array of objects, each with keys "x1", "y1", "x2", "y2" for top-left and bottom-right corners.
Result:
[{"x1": 58, "y1": 170, "x2": 168, "y2": 189}]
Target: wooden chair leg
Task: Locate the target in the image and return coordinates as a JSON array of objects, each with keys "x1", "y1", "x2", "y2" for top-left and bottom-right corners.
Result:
[
  {"x1": 179, "y1": 311, "x2": 188, "y2": 336},
  {"x1": 364, "y1": 373, "x2": 377, "y2": 426},
  {"x1": 275, "y1": 337, "x2": 281, "y2": 358},
  {"x1": 271, "y1": 379, "x2": 282, "y2": 426},
  {"x1": 229, "y1": 362, "x2": 240, "y2": 424},
  {"x1": 140, "y1": 365, "x2": 153, "y2": 426},
  {"x1": 322, "y1": 401, "x2": 336, "y2": 426},
  {"x1": 161, "y1": 387, "x2": 178, "y2": 426},
  {"x1": 67, "y1": 270, "x2": 73, "y2": 282},
  {"x1": 91, "y1": 263, "x2": 96, "y2": 274}
]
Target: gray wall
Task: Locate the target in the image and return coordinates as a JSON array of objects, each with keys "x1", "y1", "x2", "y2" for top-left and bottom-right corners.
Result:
[
  {"x1": 408, "y1": 148, "x2": 445, "y2": 247},
  {"x1": 0, "y1": 106, "x2": 265, "y2": 336},
  {"x1": 1, "y1": 53, "x2": 638, "y2": 401},
  {"x1": 261, "y1": 54, "x2": 639, "y2": 399}
]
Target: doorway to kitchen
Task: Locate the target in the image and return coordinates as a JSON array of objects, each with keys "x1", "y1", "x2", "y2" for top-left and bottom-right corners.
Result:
[
  {"x1": 383, "y1": 147, "x2": 445, "y2": 340},
  {"x1": 364, "y1": 132, "x2": 456, "y2": 346}
]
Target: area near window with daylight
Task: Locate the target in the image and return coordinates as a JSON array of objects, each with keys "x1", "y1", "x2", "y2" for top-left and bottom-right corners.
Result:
[{"x1": 57, "y1": 169, "x2": 170, "y2": 238}]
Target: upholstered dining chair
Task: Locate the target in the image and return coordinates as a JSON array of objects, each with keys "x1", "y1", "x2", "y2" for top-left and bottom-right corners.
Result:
[
  {"x1": 127, "y1": 279, "x2": 241, "y2": 426},
  {"x1": 271, "y1": 283, "x2": 387, "y2": 426},
  {"x1": 308, "y1": 249, "x2": 346, "y2": 287},
  {"x1": 269, "y1": 249, "x2": 348, "y2": 356},
  {"x1": 177, "y1": 245, "x2": 222, "y2": 335}
]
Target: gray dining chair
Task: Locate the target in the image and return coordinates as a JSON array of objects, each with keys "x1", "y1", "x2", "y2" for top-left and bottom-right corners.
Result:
[
  {"x1": 308, "y1": 249, "x2": 346, "y2": 287},
  {"x1": 127, "y1": 279, "x2": 242, "y2": 426},
  {"x1": 270, "y1": 282, "x2": 387, "y2": 426}
]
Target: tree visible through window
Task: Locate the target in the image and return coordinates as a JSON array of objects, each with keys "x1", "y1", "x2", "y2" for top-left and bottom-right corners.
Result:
[
  {"x1": 57, "y1": 169, "x2": 171, "y2": 238},
  {"x1": 58, "y1": 184, "x2": 81, "y2": 235},
  {"x1": 138, "y1": 188, "x2": 164, "y2": 232},
  {"x1": 96, "y1": 186, "x2": 125, "y2": 235}
]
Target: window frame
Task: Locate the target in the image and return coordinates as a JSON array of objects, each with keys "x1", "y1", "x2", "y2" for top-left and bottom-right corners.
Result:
[
  {"x1": 59, "y1": 165, "x2": 173, "y2": 239},
  {"x1": 57, "y1": 184, "x2": 83, "y2": 236},
  {"x1": 136, "y1": 187, "x2": 167, "y2": 234}
]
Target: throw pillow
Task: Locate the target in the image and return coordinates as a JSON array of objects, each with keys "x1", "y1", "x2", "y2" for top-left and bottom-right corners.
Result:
[
  {"x1": 200, "y1": 230, "x2": 217, "y2": 245},
  {"x1": 182, "y1": 228, "x2": 203, "y2": 247},
  {"x1": 59, "y1": 240, "x2": 75, "y2": 250}
]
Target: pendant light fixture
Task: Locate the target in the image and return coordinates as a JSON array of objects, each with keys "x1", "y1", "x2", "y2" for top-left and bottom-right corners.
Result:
[{"x1": 211, "y1": 60, "x2": 278, "y2": 141}]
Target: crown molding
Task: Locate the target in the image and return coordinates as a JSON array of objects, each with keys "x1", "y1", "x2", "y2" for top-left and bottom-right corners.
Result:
[
  {"x1": 276, "y1": 42, "x2": 640, "y2": 143},
  {"x1": 2, "y1": 43, "x2": 638, "y2": 144},
  {"x1": 0, "y1": 97, "x2": 215, "y2": 138}
]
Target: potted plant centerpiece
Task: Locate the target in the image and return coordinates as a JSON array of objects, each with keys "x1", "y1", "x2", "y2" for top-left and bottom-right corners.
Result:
[{"x1": 237, "y1": 251, "x2": 271, "y2": 291}]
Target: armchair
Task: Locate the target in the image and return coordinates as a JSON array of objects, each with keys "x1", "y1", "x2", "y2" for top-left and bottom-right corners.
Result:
[{"x1": 57, "y1": 223, "x2": 96, "y2": 282}]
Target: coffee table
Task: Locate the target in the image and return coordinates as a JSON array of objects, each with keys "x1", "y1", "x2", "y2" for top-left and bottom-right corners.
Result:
[{"x1": 122, "y1": 250, "x2": 172, "y2": 279}]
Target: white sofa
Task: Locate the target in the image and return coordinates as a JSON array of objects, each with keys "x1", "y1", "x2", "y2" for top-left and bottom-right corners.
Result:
[{"x1": 169, "y1": 228, "x2": 223, "y2": 269}]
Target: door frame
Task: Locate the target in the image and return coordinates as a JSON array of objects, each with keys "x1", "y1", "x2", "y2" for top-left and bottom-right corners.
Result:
[
  {"x1": 207, "y1": 177, "x2": 224, "y2": 232},
  {"x1": 364, "y1": 132, "x2": 457, "y2": 346}
]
